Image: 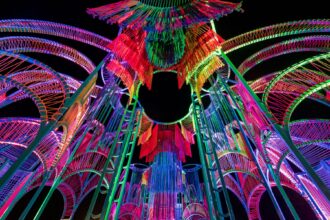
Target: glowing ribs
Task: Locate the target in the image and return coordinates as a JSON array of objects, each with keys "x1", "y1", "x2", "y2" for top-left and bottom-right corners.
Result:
[{"x1": 0, "y1": 11, "x2": 329, "y2": 220}]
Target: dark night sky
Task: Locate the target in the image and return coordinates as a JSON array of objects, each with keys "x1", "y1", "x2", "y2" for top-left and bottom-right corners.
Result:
[{"x1": 0, "y1": 0, "x2": 328, "y2": 219}]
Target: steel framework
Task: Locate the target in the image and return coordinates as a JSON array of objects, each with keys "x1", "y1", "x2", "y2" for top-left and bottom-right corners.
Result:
[{"x1": 0, "y1": 1, "x2": 329, "y2": 219}]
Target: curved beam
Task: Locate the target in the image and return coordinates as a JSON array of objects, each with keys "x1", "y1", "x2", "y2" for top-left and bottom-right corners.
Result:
[
  {"x1": 238, "y1": 35, "x2": 330, "y2": 75},
  {"x1": 222, "y1": 19, "x2": 330, "y2": 53},
  {"x1": 263, "y1": 52, "x2": 330, "y2": 104},
  {"x1": 0, "y1": 19, "x2": 111, "y2": 52},
  {"x1": 0, "y1": 36, "x2": 95, "y2": 73},
  {"x1": 285, "y1": 80, "x2": 330, "y2": 123}
]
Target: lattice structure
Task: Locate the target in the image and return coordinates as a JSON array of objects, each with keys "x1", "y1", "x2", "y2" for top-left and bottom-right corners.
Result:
[{"x1": 0, "y1": 1, "x2": 329, "y2": 219}]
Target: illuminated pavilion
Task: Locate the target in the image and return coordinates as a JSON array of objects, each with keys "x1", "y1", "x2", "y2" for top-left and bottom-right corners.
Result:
[{"x1": 0, "y1": 0, "x2": 329, "y2": 219}]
